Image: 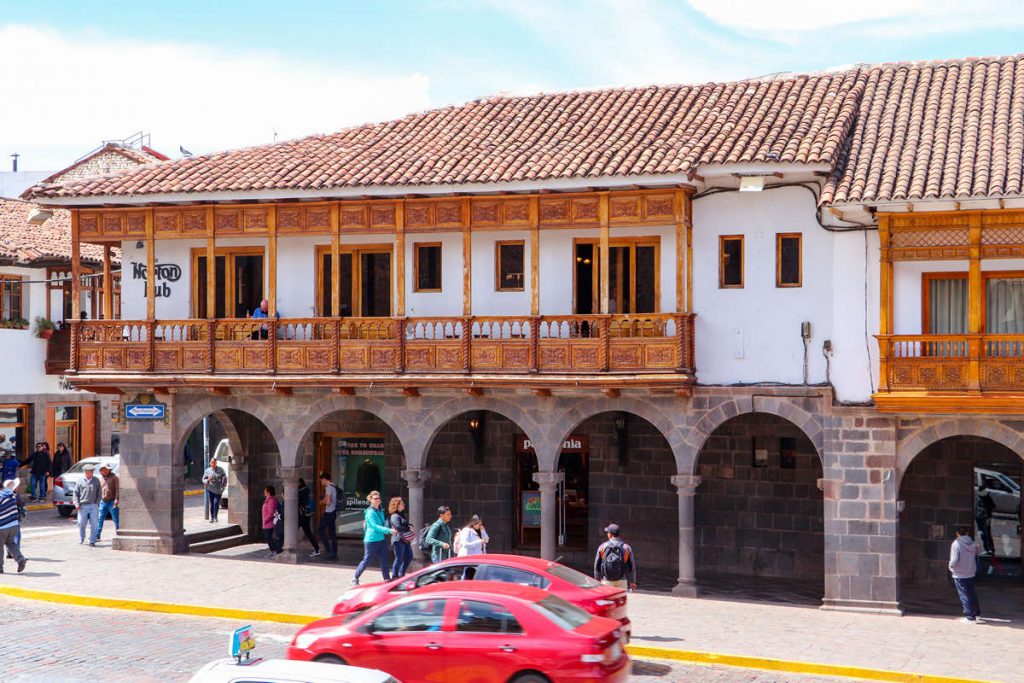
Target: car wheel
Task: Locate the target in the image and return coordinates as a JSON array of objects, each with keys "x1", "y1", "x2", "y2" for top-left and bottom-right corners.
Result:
[
  {"x1": 511, "y1": 674, "x2": 550, "y2": 683},
  {"x1": 58, "y1": 507, "x2": 74, "y2": 518},
  {"x1": 314, "y1": 654, "x2": 347, "y2": 665}
]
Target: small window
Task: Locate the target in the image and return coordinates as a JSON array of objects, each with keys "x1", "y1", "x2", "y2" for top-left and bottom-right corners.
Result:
[
  {"x1": 0, "y1": 275, "x2": 23, "y2": 321},
  {"x1": 719, "y1": 236, "x2": 743, "y2": 288},
  {"x1": 0, "y1": 404, "x2": 28, "y2": 458},
  {"x1": 776, "y1": 233, "x2": 802, "y2": 287},
  {"x1": 457, "y1": 600, "x2": 523, "y2": 634},
  {"x1": 414, "y1": 243, "x2": 442, "y2": 292},
  {"x1": 478, "y1": 565, "x2": 548, "y2": 588},
  {"x1": 496, "y1": 241, "x2": 525, "y2": 292},
  {"x1": 370, "y1": 598, "x2": 446, "y2": 633}
]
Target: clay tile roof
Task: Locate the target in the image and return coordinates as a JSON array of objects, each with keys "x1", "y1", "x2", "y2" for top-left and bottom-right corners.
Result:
[
  {"x1": 25, "y1": 69, "x2": 868, "y2": 200},
  {"x1": 0, "y1": 199, "x2": 115, "y2": 266},
  {"x1": 823, "y1": 54, "x2": 1024, "y2": 205}
]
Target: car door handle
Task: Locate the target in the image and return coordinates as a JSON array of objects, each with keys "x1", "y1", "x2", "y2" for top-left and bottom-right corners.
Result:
[
  {"x1": 425, "y1": 643, "x2": 442, "y2": 650},
  {"x1": 500, "y1": 645, "x2": 517, "y2": 653}
]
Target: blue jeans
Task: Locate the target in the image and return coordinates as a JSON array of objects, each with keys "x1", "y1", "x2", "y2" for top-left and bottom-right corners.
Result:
[
  {"x1": 354, "y1": 539, "x2": 391, "y2": 582},
  {"x1": 954, "y1": 577, "x2": 981, "y2": 619},
  {"x1": 97, "y1": 500, "x2": 119, "y2": 538},
  {"x1": 318, "y1": 510, "x2": 338, "y2": 558},
  {"x1": 78, "y1": 503, "x2": 99, "y2": 544},
  {"x1": 392, "y1": 540, "x2": 413, "y2": 578},
  {"x1": 207, "y1": 492, "x2": 222, "y2": 521},
  {"x1": 31, "y1": 474, "x2": 47, "y2": 500}
]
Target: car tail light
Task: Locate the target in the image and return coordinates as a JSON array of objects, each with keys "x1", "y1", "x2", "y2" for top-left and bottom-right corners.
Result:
[
  {"x1": 54, "y1": 477, "x2": 63, "y2": 489},
  {"x1": 581, "y1": 634, "x2": 623, "y2": 666}
]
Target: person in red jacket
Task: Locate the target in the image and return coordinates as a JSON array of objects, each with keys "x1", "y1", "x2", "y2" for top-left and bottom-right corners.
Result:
[{"x1": 262, "y1": 485, "x2": 282, "y2": 559}]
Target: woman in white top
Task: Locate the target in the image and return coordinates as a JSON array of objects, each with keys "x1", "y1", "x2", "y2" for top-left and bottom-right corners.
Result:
[{"x1": 456, "y1": 514, "x2": 489, "y2": 556}]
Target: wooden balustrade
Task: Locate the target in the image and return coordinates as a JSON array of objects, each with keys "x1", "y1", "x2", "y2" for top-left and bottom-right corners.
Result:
[
  {"x1": 72, "y1": 314, "x2": 697, "y2": 378},
  {"x1": 879, "y1": 334, "x2": 1024, "y2": 392}
]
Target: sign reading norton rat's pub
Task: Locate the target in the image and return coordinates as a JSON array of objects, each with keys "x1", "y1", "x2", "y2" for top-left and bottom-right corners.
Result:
[{"x1": 124, "y1": 393, "x2": 167, "y2": 421}]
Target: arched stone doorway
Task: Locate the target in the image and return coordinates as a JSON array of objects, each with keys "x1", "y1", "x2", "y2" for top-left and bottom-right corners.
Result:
[
  {"x1": 899, "y1": 435, "x2": 1023, "y2": 617},
  {"x1": 694, "y1": 412, "x2": 824, "y2": 603}
]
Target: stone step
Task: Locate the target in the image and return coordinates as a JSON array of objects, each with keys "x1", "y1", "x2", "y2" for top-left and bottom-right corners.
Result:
[
  {"x1": 185, "y1": 523, "x2": 244, "y2": 547},
  {"x1": 189, "y1": 531, "x2": 250, "y2": 554}
]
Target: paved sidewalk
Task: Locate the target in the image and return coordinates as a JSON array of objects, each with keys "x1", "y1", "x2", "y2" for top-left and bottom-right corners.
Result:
[{"x1": 1, "y1": 516, "x2": 1019, "y2": 683}]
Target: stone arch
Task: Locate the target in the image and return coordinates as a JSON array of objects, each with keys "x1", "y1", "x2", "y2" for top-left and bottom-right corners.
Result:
[
  {"x1": 686, "y1": 396, "x2": 825, "y2": 475},
  {"x1": 417, "y1": 396, "x2": 547, "y2": 470},
  {"x1": 897, "y1": 418, "x2": 1024, "y2": 480},
  {"x1": 173, "y1": 393, "x2": 287, "y2": 461}
]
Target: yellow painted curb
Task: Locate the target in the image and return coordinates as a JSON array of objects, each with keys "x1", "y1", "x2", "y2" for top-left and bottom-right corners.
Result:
[
  {"x1": 184, "y1": 489, "x2": 204, "y2": 497},
  {"x1": 24, "y1": 503, "x2": 52, "y2": 512},
  {"x1": 0, "y1": 585, "x2": 318, "y2": 626},
  {"x1": 627, "y1": 645, "x2": 1000, "y2": 683}
]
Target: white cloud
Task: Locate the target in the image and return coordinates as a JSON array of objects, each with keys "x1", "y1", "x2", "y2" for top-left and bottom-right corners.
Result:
[{"x1": 0, "y1": 24, "x2": 432, "y2": 171}]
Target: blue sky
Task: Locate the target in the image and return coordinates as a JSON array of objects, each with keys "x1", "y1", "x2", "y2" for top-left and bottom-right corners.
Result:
[{"x1": 2, "y1": 0, "x2": 1024, "y2": 170}]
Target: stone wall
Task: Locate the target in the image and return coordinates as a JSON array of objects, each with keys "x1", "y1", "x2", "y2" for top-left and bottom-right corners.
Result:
[{"x1": 695, "y1": 413, "x2": 824, "y2": 580}]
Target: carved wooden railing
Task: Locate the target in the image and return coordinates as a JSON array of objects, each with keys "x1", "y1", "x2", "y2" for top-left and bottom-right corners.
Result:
[
  {"x1": 72, "y1": 313, "x2": 696, "y2": 377},
  {"x1": 879, "y1": 334, "x2": 1024, "y2": 392}
]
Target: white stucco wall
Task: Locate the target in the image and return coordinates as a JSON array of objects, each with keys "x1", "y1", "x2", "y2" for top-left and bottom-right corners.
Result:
[
  {"x1": 830, "y1": 229, "x2": 879, "y2": 402},
  {"x1": 0, "y1": 265, "x2": 64, "y2": 393}
]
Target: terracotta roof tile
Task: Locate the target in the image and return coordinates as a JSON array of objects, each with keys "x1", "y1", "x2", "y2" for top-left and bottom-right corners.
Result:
[{"x1": 0, "y1": 199, "x2": 115, "y2": 266}]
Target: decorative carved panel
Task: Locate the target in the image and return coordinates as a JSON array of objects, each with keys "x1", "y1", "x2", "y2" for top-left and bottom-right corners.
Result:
[
  {"x1": 183, "y1": 349, "x2": 209, "y2": 370},
  {"x1": 436, "y1": 202, "x2": 463, "y2": 227},
  {"x1": 242, "y1": 208, "x2": 269, "y2": 233},
  {"x1": 369, "y1": 205, "x2": 397, "y2": 229},
  {"x1": 572, "y1": 198, "x2": 599, "y2": 222},
  {"x1": 644, "y1": 194, "x2": 675, "y2": 220},
  {"x1": 340, "y1": 206, "x2": 369, "y2": 230},
  {"x1": 102, "y1": 213, "x2": 124, "y2": 237},
  {"x1": 126, "y1": 212, "x2": 147, "y2": 236},
  {"x1": 307, "y1": 206, "x2": 331, "y2": 231},
  {"x1": 277, "y1": 207, "x2": 303, "y2": 231},
  {"x1": 339, "y1": 346, "x2": 368, "y2": 370},
  {"x1": 609, "y1": 196, "x2": 641, "y2": 221},
  {"x1": 503, "y1": 200, "x2": 530, "y2": 224},
  {"x1": 79, "y1": 214, "x2": 101, "y2": 238},
  {"x1": 405, "y1": 203, "x2": 432, "y2": 228},
  {"x1": 154, "y1": 210, "x2": 179, "y2": 236},
  {"x1": 214, "y1": 209, "x2": 241, "y2": 233},
  {"x1": 539, "y1": 199, "x2": 571, "y2": 224},
  {"x1": 369, "y1": 346, "x2": 397, "y2": 369},
  {"x1": 472, "y1": 201, "x2": 500, "y2": 226}
]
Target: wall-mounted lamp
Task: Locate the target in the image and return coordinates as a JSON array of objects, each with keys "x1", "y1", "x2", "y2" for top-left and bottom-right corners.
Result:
[
  {"x1": 614, "y1": 412, "x2": 629, "y2": 467},
  {"x1": 135, "y1": 241, "x2": 145, "y2": 249},
  {"x1": 468, "y1": 411, "x2": 486, "y2": 463}
]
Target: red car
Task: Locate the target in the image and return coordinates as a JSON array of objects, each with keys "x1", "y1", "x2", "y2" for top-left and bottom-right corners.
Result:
[
  {"x1": 332, "y1": 554, "x2": 630, "y2": 637},
  {"x1": 289, "y1": 581, "x2": 630, "y2": 683}
]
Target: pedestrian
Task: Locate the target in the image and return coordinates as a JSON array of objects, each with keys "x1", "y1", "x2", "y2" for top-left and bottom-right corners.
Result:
[
  {"x1": 297, "y1": 477, "x2": 321, "y2": 558},
  {"x1": 0, "y1": 478, "x2": 27, "y2": 573},
  {"x1": 1, "y1": 450, "x2": 18, "y2": 484},
  {"x1": 594, "y1": 523, "x2": 637, "y2": 591},
  {"x1": 352, "y1": 490, "x2": 398, "y2": 586},
  {"x1": 388, "y1": 496, "x2": 413, "y2": 578},
  {"x1": 21, "y1": 442, "x2": 51, "y2": 502},
  {"x1": 51, "y1": 443, "x2": 72, "y2": 480},
  {"x1": 262, "y1": 485, "x2": 282, "y2": 559},
  {"x1": 95, "y1": 462, "x2": 119, "y2": 541},
  {"x1": 949, "y1": 526, "x2": 982, "y2": 623},
  {"x1": 424, "y1": 505, "x2": 454, "y2": 564},
  {"x1": 456, "y1": 514, "x2": 489, "y2": 557},
  {"x1": 317, "y1": 471, "x2": 339, "y2": 560},
  {"x1": 73, "y1": 464, "x2": 102, "y2": 546},
  {"x1": 202, "y1": 457, "x2": 226, "y2": 523},
  {"x1": 975, "y1": 487, "x2": 997, "y2": 556}
]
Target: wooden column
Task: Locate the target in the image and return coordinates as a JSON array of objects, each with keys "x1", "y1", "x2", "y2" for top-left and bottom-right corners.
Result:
[
  {"x1": 684, "y1": 191, "x2": 694, "y2": 312},
  {"x1": 331, "y1": 211, "x2": 342, "y2": 319},
  {"x1": 967, "y1": 211, "x2": 983, "y2": 391},
  {"x1": 206, "y1": 207, "x2": 216, "y2": 319},
  {"x1": 599, "y1": 192, "x2": 610, "y2": 314},
  {"x1": 462, "y1": 198, "x2": 472, "y2": 316},
  {"x1": 530, "y1": 197, "x2": 540, "y2": 316},
  {"x1": 674, "y1": 190, "x2": 685, "y2": 313},
  {"x1": 268, "y1": 205, "x2": 277, "y2": 317},
  {"x1": 70, "y1": 211, "x2": 82, "y2": 321},
  {"x1": 396, "y1": 201, "x2": 406, "y2": 317},
  {"x1": 102, "y1": 245, "x2": 113, "y2": 320},
  {"x1": 145, "y1": 209, "x2": 156, "y2": 320},
  {"x1": 878, "y1": 215, "x2": 893, "y2": 392}
]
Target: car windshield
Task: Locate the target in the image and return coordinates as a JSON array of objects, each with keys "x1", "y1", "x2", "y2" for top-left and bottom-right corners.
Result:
[
  {"x1": 547, "y1": 564, "x2": 601, "y2": 588},
  {"x1": 63, "y1": 460, "x2": 112, "y2": 475},
  {"x1": 531, "y1": 594, "x2": 593, "y2": 630}
]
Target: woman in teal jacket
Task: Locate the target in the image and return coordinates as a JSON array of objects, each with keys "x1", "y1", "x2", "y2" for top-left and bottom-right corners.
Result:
[{"x1": 352, "y1": 490, "x2": 398, "y2": 586}]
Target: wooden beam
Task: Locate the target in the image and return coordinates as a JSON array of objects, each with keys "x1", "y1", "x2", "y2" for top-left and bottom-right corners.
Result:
[
  {"x1": 530, "y1": 196, "x2": 540, "y2": 316},
  {"x1": 209, "y1": 387, "x2": 231, "y2": 396},
  {"x1": 152, "y1": 387, "x2": 170, "y2": 395},
  {"x1": 465, "y1": 387, "x2": 484, "y2": 397},
  {"x1": 70, "y1": 212, "x2": 81, "y2": 321},
  {"x1": 274, "y1": 386, "x2": 293, "y2": 396},
  {"x1": 102, "y1": 245, "x2": 113, "y2": 320},
  {"x1": 79, "y1": 386, "x2": 123, "y2": 396},
  {"x1": 331, "y1": 204, "x2": 341, "y2": 317},
  {"x1": 334, "y1": 387, "x2": 355, "y2": 396},
  {"x1": 684, "y1": 192, "x2": 694, "y2": 311},
  {"x1": 674, "y1": 189, "x2": 684, "y2": 313},
  {"x1": 674, "y1": 387, "x2": 692, "y2": 399},
  {"x1": 396, "y1": 200, "x2": 406, "y2": 317},
  {"x1": 532, "y1": 388, "x2": 552, "y2": 398},
  {"x1": 599, "y1": 192, "x2": 610, "y2": 314},
  {"x1": 603, "y1": 388, "x2": 620, "y2": 398},
  {"x1": 206, "y1": 206, "x2": 216, "y2": 319},
  {"x1": 462, "y1": 198, "x2": 472, "y2": 316},
  {"x1": 145, "y1": 209, "x2": 156, "y2": 320},
  {"x1": 267, "y1": 205, "x2": 277, "y2": 317},
  {"x1": 401, "y1": 387, "x2": 420, "y2": 398},
  {"x1": 878, "y1": 214, "x2": 892, "y2": 392}
]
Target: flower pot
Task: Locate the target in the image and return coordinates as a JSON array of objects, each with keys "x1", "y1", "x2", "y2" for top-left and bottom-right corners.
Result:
[{"x1": 39, "y1": 328, "x2": 54, "y2": 340}]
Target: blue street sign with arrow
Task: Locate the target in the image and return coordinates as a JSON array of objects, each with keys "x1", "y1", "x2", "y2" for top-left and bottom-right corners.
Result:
[{"x1": 125, "y1": 403, "x2": 166, "y2": 420}]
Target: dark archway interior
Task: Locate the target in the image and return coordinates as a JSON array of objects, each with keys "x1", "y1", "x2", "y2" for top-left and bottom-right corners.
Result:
[{"x1": 695, "y1": 412, "x2": 824, "y2": 601}]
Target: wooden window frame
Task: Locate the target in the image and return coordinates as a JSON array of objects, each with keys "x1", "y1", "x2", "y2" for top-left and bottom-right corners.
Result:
[
  {"x1": 719, "y1": 235, "x2": 744, "y2": 289},
  {"x1": 495, "y1": 240, "x2": 526, "y2": 292},
  {"x1": 314, "y1": 243, "x2": 394, "y2": 317},
  {"x1": 0, "y1": 274, "x2": 24, "y2": 321},
  {"x1": 775, "y1": 233, "x2": 802, "y2": 288},
  {"x1": 412, "y1": 242, "x2": 443, "y2": 293},
  {"x1": 0, "y1": 403, "x2": 29, "y2": 458},
  {"x1": 922, "y1": 269, "x2": 1024, "y2": 333},
  {"x1": 190, "y1": 246, "x2": 265, "y2": 318},
  {"x1": 572, "y1": 236, "x2": 661, "y2": 313}
]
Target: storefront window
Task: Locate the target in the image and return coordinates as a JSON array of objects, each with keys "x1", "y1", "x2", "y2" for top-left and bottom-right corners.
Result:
[
  {"x1": 516, "y1": 435, "x2": 589, "y2": 550},
  {"x1": 0, "y1": 405, "x2": 29, "y2": 458},
  {"x1": 317, "y1": 433, "x2": 387, "y2": 538}
]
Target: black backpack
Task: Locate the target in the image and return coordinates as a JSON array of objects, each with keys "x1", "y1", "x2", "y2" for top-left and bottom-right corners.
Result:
[
  {"x1": 601, "y1": 540, "x2": 628, "y2": 581},
  {"x1": 418, "y1": 523, "x2": 434, "y2": 553},
  {"x1": 333, "y1": 483, "x2": 347, "y2": 511}
]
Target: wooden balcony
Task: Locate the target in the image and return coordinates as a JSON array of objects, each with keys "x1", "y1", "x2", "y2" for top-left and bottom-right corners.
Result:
[
  {"x1": 876, "y1": 334, "x2": 1024, "y2": 412},
  {"x1": 45, "y1": 327, "x2": 72, "y2": 375},
  {"x1": 68, "y1": 314, "x2": 696, "y2": 390}
]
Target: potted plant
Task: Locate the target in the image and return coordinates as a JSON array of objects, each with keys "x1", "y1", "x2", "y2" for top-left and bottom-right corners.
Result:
[{"x1": 33, "y1": 316, "x2": 56, "y2": 339}]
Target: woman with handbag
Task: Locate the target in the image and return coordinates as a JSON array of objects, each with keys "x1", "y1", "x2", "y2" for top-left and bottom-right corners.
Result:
[
  {"x1": 352, "y1": 490, "x2": 398, "y2": 586},
  {"x1": 388, "y1": 496, "x2": 414, "y2": 578},
  {"x1": 262, "y1": 485, "x2": 283, "y2": 559}
]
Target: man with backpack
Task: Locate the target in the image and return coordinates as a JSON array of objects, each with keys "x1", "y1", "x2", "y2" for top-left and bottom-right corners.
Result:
[
  {"x1": 594, "y1": 523, "x2": 636, "y2": 590},
  {"x1": 421, "y1": 505, "x2": 453, "y2": 564},
  {"x1": 297, "y1": 478, "x2": 321, "y2": 558},
  {"x1": 317, "y1": 471, "x2": 341, "y2": 561}
]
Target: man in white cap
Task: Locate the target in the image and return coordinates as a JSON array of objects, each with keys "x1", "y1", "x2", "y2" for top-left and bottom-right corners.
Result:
[
  {"x1": 73, "y1": 464, "x2": 103, "y2": 546},
  {"x1": 0, "y1": 477, "x2": 27, "y2": 572}
]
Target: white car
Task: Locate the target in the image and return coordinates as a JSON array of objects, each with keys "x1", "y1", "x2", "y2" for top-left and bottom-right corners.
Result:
[{"x1": 188, "y1": 658, "x2": 398, "y2": 683}]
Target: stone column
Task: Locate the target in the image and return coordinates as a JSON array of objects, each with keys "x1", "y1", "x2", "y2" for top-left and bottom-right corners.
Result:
[
  {"x1": 671, "y1": 474, "x2": 701, "y2": 596},
  {"x1": 533, "y1": 471, "x2": 563, "y2": 561},
  {"x1": 278, "y1": 470, "x2": 300, "y2": 563},
  {"x1": 402, "y1": 468, "x2": 431, "y2": 565},
  {"x1": 112, "y1": 399, "x2": 188, "y2": 554}
]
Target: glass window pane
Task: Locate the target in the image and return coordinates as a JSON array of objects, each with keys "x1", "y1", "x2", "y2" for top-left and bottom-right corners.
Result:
[
  {"x1": 361, "y1": 252, "x2": 391, "y2": 317},
  {"x1": 635, "y1": 246, "x2": 656, "y2": 312},
  {"x1": 0, "y1": 406, "x2": 26, "y2": 424},
  {"x1": 778, "y1": 235, "x2": 801, "y2": 287},
  {"x1": 497, "y1": 243, "x2": 525, "y2": 291},
  {"x1": 415, "y1": 245, "x2": 442, "y2": 291},
  {"x1": 609, "y1": 246, "x2": 630, "y2": 313},
  {"x1": 480, "y1": 565, "x2": 547, "y2": 588},
  {"x1": 986, "y1": 277, "x2": 1024, "y2": 334},
  {"x1": 370, "y1": 599, "x2": 446, "y2": 633},
  {"x1": 456, "y1": 600, "x2": 523, "y2": 634},
  {"x1": 928, "y1": 278, "x2": 968, "y2": 334},
  {"x1": 721, "y1": 238, "x2": 743, "y2": 287}
]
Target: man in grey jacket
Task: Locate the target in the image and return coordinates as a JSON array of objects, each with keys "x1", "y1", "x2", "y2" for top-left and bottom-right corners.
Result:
[
  {"x1": 74, "y1": 464, "x2": 103, "y2": 547},
  {"x1": 949, "y1": 526, "x2": 981, "y2": 623}
]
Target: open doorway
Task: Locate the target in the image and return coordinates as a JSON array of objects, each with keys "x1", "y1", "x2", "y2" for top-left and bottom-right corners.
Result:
[
  {"x1": 974, "y1": 463, "x2": 1022, "y2": 581},
  {"x1": 317, "y1": 246, "x2": 393, "y2": 317},
  {"x1": 194, "y1": 248, "x2": 264, "y2": 318}
]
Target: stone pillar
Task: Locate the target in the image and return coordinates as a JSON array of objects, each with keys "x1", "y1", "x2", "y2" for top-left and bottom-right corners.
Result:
[
  {"x1": 533, "y1": 471, "x2": 563, "y2": 561},
  {"x1": 671, "y1": 474, "x2": 701, "y2": 597},
  {"x1": 278, "y1": 470, "x2": 300, "y2": 563},
  {"x1": 112, "y1": 400, "x2": 188, "y2": 554},
  {"x1": 227, "y1": 446, "x2": 251, "y2": 538},
  {"x1": 402, "y1": 468, "x2": 431, "y2": 565}
]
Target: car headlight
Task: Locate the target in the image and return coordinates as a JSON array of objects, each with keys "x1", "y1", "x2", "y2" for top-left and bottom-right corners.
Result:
[
  {"x1": 293, "y1": 632, "x2": 320, "y2": 649},
  {"x1": 337, "y1": 588, "x2": 361, "y2": 602}
]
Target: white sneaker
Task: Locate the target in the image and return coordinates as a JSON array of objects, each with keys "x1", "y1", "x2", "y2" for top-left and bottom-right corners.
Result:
[
  {"x1": 310, "y1": 550, "x2": 321, "y2": 558},
  {"x1": 961, "y1": 617, "x2": 978, "y2": 624}
]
